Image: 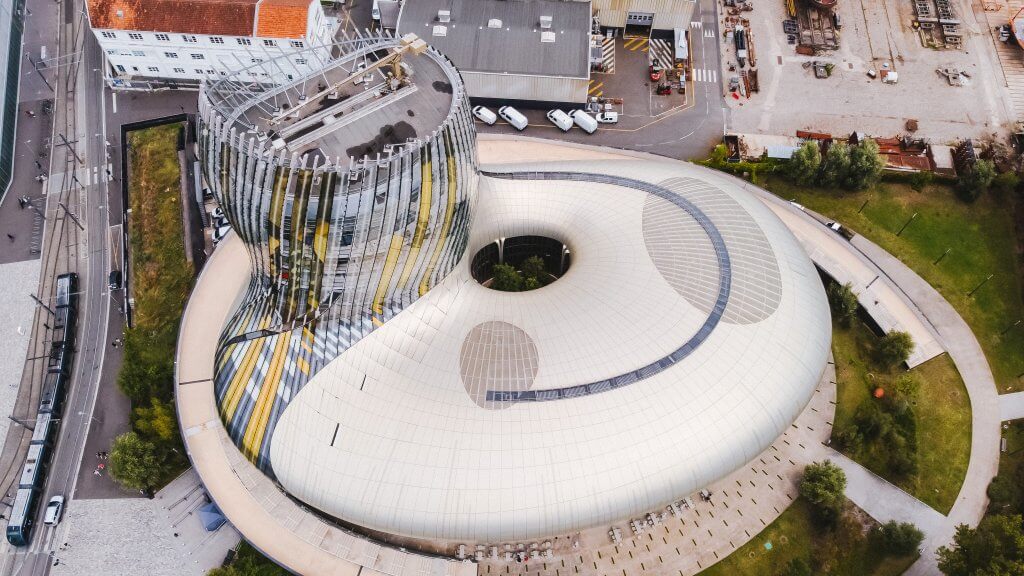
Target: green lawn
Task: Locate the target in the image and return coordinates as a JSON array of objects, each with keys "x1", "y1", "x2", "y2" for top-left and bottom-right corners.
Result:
[
  {"x1": 697, "y1": 499, "x2": 917, "y2": 576},
  {"x1": 118, "y1": 122, "x2": 192, "y2": 487},
  {"x1": 831, "y1": 320, "x2": 971, "y2": 513},
  {"x1": 986, "y1": 419, "x2": 1024, "y2": 517},
  {"x1": 765, "y1": 178, "x2": 1024, "y2": 393}
]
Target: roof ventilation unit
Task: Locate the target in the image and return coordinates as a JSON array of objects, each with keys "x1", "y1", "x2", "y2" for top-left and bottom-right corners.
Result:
[
  {"x1": 433, "y1": 25, "x2": 448, "y2": 36},
  {"x1": 541, "y1": 31, "x2": 556, "y2": 42},
  {"x1": 437, "y1": 10, "x2": 451, "y2": 22},
  {"x1": 539, "y1": 15, "x2": 552, "y2": 29},
  {"x1": 487, "y1": 18, "x2": 502, "y2": 28}
]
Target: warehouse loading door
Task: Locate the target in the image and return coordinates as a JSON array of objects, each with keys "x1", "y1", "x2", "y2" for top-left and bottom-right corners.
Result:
[{"x1": 625, "y1": 12, "x2": 654, "y2": 38}]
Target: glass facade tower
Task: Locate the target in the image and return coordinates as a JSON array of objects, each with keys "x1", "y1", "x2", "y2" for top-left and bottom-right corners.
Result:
[{"x1": 198, "y1": 36, "x2": 478, "y2": 471}]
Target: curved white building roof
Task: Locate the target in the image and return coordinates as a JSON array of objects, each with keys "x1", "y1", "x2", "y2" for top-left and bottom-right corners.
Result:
[{"x1": 268, "y1": 159, "x2": 830, "y2": 542}]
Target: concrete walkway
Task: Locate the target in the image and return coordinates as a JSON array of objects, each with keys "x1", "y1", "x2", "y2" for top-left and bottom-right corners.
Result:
[{"x1": 1000, "y1": 391, "x2": 1024, "y2": 422}]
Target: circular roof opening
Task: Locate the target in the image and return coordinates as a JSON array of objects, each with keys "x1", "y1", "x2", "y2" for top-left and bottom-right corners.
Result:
[{"x1": 470, "y1": 236, "x2": 570, "y2": 292}]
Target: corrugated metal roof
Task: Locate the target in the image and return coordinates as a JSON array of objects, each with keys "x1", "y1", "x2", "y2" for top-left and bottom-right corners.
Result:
[{"x1": 397, "y1": 0, "x2": 591, "y2": 78}]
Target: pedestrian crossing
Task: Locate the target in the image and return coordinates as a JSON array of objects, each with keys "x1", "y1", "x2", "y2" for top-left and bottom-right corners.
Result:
[
  {"x1": 623, "y1": 36, "x2": 649, "y2": 52},
  {"x1": 690, "y1": 21, "x2": 716, "y2": 38},
  {"x1": 691, "y1": 68, "x2": 718, "y2": 83},
  {"x1": 648, "y1": 38, "x2": 674, "y2": 68},
  {"x1": 588, "y1": 79, "x2": 603, "y2": 98},
  {"x1": 598, "y1": 36, "x2": 616, "y2": 74}
]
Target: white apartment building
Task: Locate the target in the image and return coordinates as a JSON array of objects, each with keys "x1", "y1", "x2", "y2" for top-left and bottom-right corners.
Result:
[{"x1": 86, "y1": 0, "x2": 334, "y2": 90}]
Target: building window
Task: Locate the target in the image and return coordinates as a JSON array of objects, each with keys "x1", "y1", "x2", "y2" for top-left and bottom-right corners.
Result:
[
  {"x1": 251, "y1": 57, "x2": 263, "y2": 63},
  {"x1": 195, "y1": 68, "x2": 204, "y2": 74},
  {"x1": 155, "y1": 33, "x2": 169, "y2": 41},
  {"x1": 115, "y1": 64, "x2": 125, "y2": 72},
  {"x1": 210, "y1": 36, "x2": 224, "y2": 44},
  {"x1": 182, "y1": 34, "x2": 197, "y2": 43},
  {"x1": 164, "y1": 52, "x2": 178, "y2": 58},
  {"x1": 286, "y1": 74, "x2": 293, "y2": 80},
  {"x1": 191, "y1": 53, "x2": 205, "y2": 60},
  {"x1": 147, "y1": 66, "x2": 159, "y2": 72},
  {"x1": 101, "y1": 31, "x2": 116, "y2": 39},
  {"x1": 207, "y1": 69, "x2": 215, "y2": 74},
  {"x1": 236, "y1": 38, "x2": 252, "y2": 46},
  {"x1": 128, "y1": 32, "x2": 143, "y2": 40},
  {"x1": 173, "y1": 67, "x2": 185, "y2": 73},
  {"x1": 262, "y1": 39, "x2": 276, "y2": 47},
  {"x1": 131, "y1": 50, "x2": 145, "y2": 57},
  {"x1": 295, "y1": 58, "x2": 307, "y2": 65},
  {"x1": 290, "y1": 40, "x2": 304, "y2": 48},
  {"x1": 106, "y1": 49, "x2": 116, "y2": 55}
]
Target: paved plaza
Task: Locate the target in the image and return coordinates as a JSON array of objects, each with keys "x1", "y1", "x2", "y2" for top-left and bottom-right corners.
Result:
[
  {"x1": 722, "y1": 0, "x2": 1013, "y2": 141},
  {"x1": 0, "y1": 260, "x2": 41, "y2": 447},
  {"x1": 50, "y1": 469, "x2": 240, "y2": 576}
]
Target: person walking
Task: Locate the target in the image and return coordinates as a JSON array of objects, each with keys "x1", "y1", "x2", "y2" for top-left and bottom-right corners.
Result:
[{"x1": 6, "y1": 233, "x2": 14, "y2": 241}]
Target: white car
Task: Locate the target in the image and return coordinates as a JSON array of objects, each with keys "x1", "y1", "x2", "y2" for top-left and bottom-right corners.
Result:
[
  {"x1": 43, "y1": 495, "x2": 64, "y2": 526},
  {"x1": 595, "y1": 111, "x2": 619, "y2": 124},
  {"x1": 472, "y1": 105, "x2": 497, "y2": 125},
  {"x1": 545, "y1": 109, "x2": 573, "y2": 132}
]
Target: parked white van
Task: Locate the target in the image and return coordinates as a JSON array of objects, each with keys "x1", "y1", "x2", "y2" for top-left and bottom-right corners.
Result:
[
  {"x1": 472, "y1": 105, "x2": 497, "y2": 125},
  {"x1": 498, "y1": 106, "x2": 528, "y2": 131},
  {"x1": 569, "y1": 110, "x2": 598, "y2": 134},
  {"x1": 545, "y1": 109, "x2": 573, "y2": 132}
]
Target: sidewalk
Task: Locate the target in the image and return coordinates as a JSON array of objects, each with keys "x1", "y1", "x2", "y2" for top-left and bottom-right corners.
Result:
[{"x1": 0, "y1": 260, "x2": 41, "y2": 443}]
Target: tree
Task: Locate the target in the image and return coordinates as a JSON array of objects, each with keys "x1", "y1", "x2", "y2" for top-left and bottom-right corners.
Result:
[
  {"x1": 490, "y1": 263, "x2": 523, "y2": 292},
  {"x1": 937, "y1": 515, "x2": 1024, "y2": 576},
  {"x1": 992, "y1": 171, "x2": 1020, "y2": 195},
  {"x1": 800, "y1": 461, "x2": 847, "y2": 523},
  {"x1": 109, "y1": 431, "x2": 168, "y2": 490},
  {"x1": 520, "y1": 256, "x2": 548, "y2": 286},
  {"x1": 818, "y1": 142, "x2": 850, "y2": 188},
  {"x1": 877, "y1": 330, "x2": 914, "y2": 369},
  {"x1": 872, "y1": 521, "x2": 924, "y2": 555},
  {"x1": 133, "y1": 397, "x2": 179, "y2": 443},
  {"x1": 826, "y1": 281, "x2": 859, "y2": 326},
  {"x1": 956, "y1": 159, "x2": 996, "y2": 203},
  {"x1": 207, "y1": 543, "x2": 290, "y2": 576},
  {"x1": 787, "y1": 141, "x2": 821, "y2": 185},
  {"x1": 844, "y1": 139, "x2": 886, "y2": 190}
]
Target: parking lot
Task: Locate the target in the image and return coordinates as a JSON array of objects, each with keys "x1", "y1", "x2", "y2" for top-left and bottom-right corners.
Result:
[
  {"x1": 474, "y1": 25, "x2": 726, "y2": 159},
  {"x1": 722, "y1": 0, "x2": 1015, "y2": 142}
]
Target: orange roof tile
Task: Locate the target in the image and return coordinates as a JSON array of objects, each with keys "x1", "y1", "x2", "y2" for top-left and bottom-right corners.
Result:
[
  {"x1": 256, "y1": 0, "x2": 311, "y2": 39},
  {"x1": 88, "y1": 0, "x2": 258, "y2": 36}
]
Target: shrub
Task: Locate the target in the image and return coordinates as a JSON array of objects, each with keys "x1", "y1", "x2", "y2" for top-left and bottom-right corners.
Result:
[
  {"x1": 491, "y1": 263, "x2": 523, "y2": 292},
  {"x1": 833, "y1": 424, "x2": 864, "y2": 453},
  {"x1": 937, "y1": 515, "x2": 1024, "y2": 576},
  {"x1": 800, "y1": 461, "x2": 847, "y2": 523},
  {"x1": 819, "y1": 142, "x2": 850, "y2": 188},
  {"x1": 877, "y1": 330, "x2": 914, "y2": 369},
  {"x1": 844, "y1": 139, "x2": 886, "y2": 191},
  {"x1": 787, "y1": 141, "x2": 821, "y2": 185},
  {"x1": 909, "y1": 170, "x2": 934, "y2": 191},
  {"x1": 826, "y1": 281, "x2": 859, "y2": 327},
  {"x1": 109, "y1": 431, "x2": 171, "y2": 491},
  {"x1": 955, "y1": 159, "x2": 995, "y2": 202},
  {"x1": 781, "y1": 557, "x2": 812, "y2": 576},
  {"x1": 872, "y1": 521, "x2": 924, "y2": 555},
  {"x1": 992, "y1": 171, "x2": 1019, "y2": 195}
]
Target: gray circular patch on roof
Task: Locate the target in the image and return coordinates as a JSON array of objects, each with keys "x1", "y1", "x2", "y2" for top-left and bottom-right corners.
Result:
[
  {"x1": 460, "y1": 321, "x2": 539, "y2": 409},
  {"x1": 643, "y1": 177, "x2": 782, "y2": 324}
]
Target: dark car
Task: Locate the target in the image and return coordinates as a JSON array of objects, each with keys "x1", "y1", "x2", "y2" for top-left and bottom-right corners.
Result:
[{"x1": 108, "y1": 270, "x2": 122, "y2": 291}]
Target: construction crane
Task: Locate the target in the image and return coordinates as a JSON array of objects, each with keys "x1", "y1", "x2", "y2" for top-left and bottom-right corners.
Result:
[{"x1": 267, "y1": 33, "x2": 428, "y2": 127}]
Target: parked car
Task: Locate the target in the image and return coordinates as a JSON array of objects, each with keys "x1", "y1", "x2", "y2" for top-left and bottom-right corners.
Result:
[
  {"x1": 568, "y1": 110, "x2": 598, "y2": 134},
  {"x1": 472, "y1": 105, "x2": 497, "y2": 125},
  {"x1": 108, "y1": 270, "x2": 122, "y2": 291},
  {"x1": 498, "y1": 106, "x2": 528, "y2": 131},
  {"x1": 649, "y1": 58, "x2": 663, "y2": 82},
  {"x1": 546, "y1": 109, "x2": 573, "y2": 132},
  {"x1": 43, "y1": 495, "x2": 64, "y2": 526},
  {"x1": 213, "y1": 224, "x2": 231, "y2": 244},
  {"x1": 212, "y1": 207, "x2": 225, "y2": 220},
  {"x1": 595, "y1": 111, "x2": 619, "y2": 124}
]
